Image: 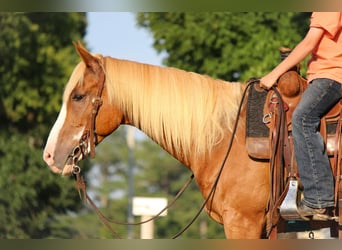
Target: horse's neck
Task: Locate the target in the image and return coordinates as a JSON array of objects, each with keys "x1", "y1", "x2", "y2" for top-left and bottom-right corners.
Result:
[
  {"x1": 128, "y1": 120, "x2": 192, "y2": 166},
  {"x1": 107, "y1": 58, "x2": 244, "y2": 168}
]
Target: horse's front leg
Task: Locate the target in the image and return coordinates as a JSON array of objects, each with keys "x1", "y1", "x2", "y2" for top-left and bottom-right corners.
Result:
[{"x1": 222, "y1": 208, "x2": 267, "y2": 239}]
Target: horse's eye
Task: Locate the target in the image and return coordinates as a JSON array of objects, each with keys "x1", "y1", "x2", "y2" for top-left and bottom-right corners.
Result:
[{"x1": 72, "y1": 94, "x2": 85, "y2": 101}]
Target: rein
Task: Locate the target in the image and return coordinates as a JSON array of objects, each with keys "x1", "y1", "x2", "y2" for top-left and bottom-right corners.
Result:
[
  {"x1": 73, "y1": 166, "x2": 194, "y2": 238},
  {"x1": 70, "y1": 68, "x2": 261, "y2": 238}
]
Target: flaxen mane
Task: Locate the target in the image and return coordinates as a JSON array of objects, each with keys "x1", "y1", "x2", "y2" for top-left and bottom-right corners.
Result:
[
  {"x1": 65, "y1": 55, "x2": 245, "y2": 160},
  {"x1": 105, "y1": 57, "x2": 245, "y2": 159}
]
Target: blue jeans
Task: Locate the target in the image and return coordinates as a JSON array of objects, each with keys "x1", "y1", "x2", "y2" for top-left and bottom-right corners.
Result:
[{"x1": 292, "y1": 78, "x2": 342, "y2": 209}]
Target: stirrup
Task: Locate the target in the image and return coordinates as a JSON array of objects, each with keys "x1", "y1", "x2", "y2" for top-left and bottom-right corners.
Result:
[
  {"x1": 280, "y1": 179, "x2": 338, "y2": 221},
  {"x1": 279, "y1": 179, "x2": 308, "y2": 221}
]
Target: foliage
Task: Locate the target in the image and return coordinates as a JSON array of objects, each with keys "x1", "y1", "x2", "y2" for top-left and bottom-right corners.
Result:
[
  {"x1": 137, "y1": 12, "x2": 311, "y2": 81},
  {"x1": 0, "y1": 133, "x2": 81, "y2": 238},
  {"x1": 0, "y1": 13, "x2": 86, "y2": 134},
  {"x1": 0, "y1": 13, "x2": 87, "y2": 238}
]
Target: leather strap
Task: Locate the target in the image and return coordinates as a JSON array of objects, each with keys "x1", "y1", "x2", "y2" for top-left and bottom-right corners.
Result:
[{"x1": 79, "y1": 57, "x2": 106, "y2": 158}]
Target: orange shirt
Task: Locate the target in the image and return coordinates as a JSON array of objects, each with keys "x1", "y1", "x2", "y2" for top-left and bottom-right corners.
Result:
[{"x1": 307, "y1": 12, "x2": 342, "y2": 84}]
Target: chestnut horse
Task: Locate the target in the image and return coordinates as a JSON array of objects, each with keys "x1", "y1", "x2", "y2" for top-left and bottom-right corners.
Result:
[{"x1": 43, "y1": 42, "x2": 270, "y2": 239}]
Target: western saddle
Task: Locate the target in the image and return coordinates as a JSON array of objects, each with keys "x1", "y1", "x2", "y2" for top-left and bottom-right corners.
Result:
[{"x1": 246, "y1": 48, "x2": 342, "y2": 238}]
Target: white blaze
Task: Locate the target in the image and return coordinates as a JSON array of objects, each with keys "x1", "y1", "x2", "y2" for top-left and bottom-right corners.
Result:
[{"x1": 44, "y1": 103, "x2": 67, "y2": 154}]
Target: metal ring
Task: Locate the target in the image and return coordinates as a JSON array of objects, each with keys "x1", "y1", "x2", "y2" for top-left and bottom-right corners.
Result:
[
  {"x1": 72, "y1": 165, "x2": 81, "y2": 175},
  {"x1": 72, "y1": 146, "x2": 81, "y2": 157},
  {"x1": 92, "y1": 97, "x2": 103, "y2": 106},
  {"x1": 308, "y1": 231, "x2": 314, "y2": 239},
  {"x1": 263, "y1": 113, "x2": 272, "y2": 124},
  {"x1": 270, "y1": 96, "x2": 279, "y2": 104},
  {"x1": 73, "y1": 156, "x2": 79, "y2": 165}
]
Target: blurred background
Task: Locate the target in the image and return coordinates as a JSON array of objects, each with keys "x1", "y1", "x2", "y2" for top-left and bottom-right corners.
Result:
[{"x1": 0, "y1": 12, "x2": 310, "y2": 238}]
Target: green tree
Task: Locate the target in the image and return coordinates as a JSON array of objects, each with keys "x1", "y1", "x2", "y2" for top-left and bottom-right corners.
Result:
[
  {"x1": 137, "y1": 12, "x2": 310, "y2": 81},
  {"x1": 0, "y1": 13, "x2": 87, "y2": 238}
]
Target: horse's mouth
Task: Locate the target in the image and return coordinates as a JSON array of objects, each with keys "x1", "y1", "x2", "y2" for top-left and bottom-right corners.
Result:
[
  {"x1": 47, "y1": 146, "x2": 85, "y2": 176},
  {"x1": 61, "y1": 152, "x2": 85, "y2": 176},
  {"x1": 62, "y1": 164, "x2": 74, "y2": 175},
  {"x1": 47, "y1": 163, "x2": 73, "y2": 176},
  {"x1": 49, "y1": 164, "x2": 63, "y2": 175},
  {"x1": 48, "y1": 157, "x2": 76, "y2": 176},
  {"x1": 61, "y1": 156, "x2": 77, "y2": 176}
]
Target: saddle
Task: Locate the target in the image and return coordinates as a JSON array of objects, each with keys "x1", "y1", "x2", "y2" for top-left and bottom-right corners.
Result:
[
  {"x1": 245, "y1": 48, "x2": 342, "y2": 237},
  {"x1": 247, "y1": 59, "x2": 341, "y2": 160}
]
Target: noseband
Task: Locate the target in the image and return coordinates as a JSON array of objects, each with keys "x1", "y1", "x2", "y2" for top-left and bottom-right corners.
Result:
[{"x1": 69, "y1": 58, "x2": 106, "y2": 171}]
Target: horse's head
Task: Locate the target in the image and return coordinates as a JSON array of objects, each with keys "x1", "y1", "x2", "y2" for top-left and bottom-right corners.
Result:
[{"x1": 43, "y1": 42, "x2": 123, "y2": 175}]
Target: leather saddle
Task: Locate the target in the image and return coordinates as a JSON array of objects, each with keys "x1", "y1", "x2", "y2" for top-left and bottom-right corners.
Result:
[
  {"x1": 246, "y1": 58, "x2": 341, "y2": 225},
  {"x1": 246, "y1": 48, "x2": 342, "y2": 236},
  {"x1": 246, "y1": 68, "x2": 341, "y2": 160}
]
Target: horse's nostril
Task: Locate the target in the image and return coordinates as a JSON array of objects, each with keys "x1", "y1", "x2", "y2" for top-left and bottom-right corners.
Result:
[{"x1": 43, "y1": 151, "x2": 54, "y2": 165}]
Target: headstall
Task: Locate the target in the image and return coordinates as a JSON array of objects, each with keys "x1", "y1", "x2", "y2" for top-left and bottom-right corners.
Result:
[{"x1": 69, "y1": 58, "x2": 106, "y2": 174}]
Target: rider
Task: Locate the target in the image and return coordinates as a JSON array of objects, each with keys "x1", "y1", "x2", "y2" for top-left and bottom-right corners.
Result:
[{"x1": 260, "y1": 12, "x2": 342, "y2": 220}]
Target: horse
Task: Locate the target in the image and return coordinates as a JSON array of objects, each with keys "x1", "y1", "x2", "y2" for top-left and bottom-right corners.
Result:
[{"x1": 42, "y1": 42, "x2": 273, "y2": 239}]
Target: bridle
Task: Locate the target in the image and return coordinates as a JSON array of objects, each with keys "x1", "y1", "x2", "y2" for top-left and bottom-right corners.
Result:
[{"x1": 68, "y1": 57, "x2": 106, "y2": 168}]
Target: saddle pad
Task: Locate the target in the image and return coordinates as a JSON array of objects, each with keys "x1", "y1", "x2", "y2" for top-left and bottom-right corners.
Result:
[{"x1": 246, "y1": 84, "x2": 269, "y2": 138}]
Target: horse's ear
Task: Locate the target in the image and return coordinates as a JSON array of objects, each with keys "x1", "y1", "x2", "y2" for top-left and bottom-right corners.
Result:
[{"x1": 73, "y1": 41, "x2": 100, "y2": 71}]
